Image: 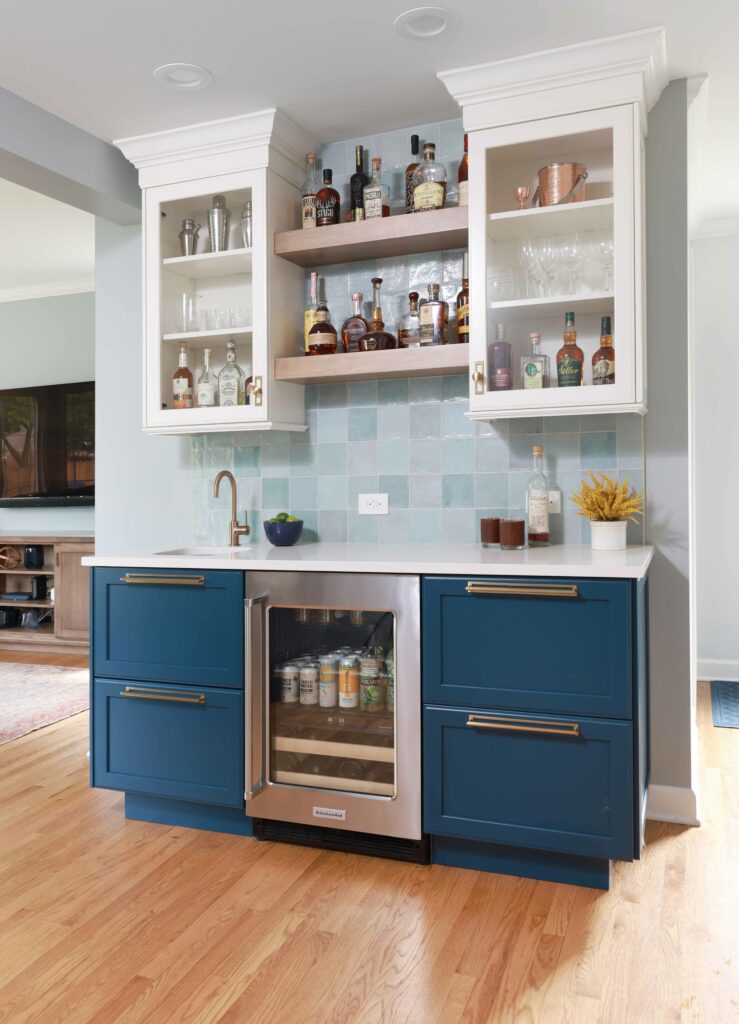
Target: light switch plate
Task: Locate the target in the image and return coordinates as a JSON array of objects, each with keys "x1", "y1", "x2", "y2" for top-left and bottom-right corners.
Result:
[
  {"x1": 548, "y1": 490, "x2": 562, "y2": 514},
  {"x1": 358, "y1": 493, "x2": 389, "y2": 515}
]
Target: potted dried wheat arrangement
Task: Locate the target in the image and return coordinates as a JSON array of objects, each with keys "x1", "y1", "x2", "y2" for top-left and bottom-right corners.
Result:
[{"x1": 570, "y1": 473, "x2": 645, "y2": 551}]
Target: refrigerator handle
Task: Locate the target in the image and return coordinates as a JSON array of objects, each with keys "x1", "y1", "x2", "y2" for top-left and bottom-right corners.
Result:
[{"x1": 244, "y1": 594, "x2": 268, "y2": 801}]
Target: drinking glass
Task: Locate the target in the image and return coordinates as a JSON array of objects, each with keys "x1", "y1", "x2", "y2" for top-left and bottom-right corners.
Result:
[
  {"x1": 594, "y1": 236, "x2": 615, "y2": 291},
  {"x1": 560, "y1": 235, "x2": 585, "y2": 296},
  {"x1": 230, "y1": 305, "x2": 250, "y2": 328},
  {"x1": 536, "y1": 237, "x2": 560, "y2": 297},
  {"x1": 175, "y1": 292, "x2": 199, "y2": 333},
  {"x1": 518, "y1": 240, "x2": 539, "y2": 298},
  {"x1": 205, "y1": 307, "x2": 229, "y2": 331}
]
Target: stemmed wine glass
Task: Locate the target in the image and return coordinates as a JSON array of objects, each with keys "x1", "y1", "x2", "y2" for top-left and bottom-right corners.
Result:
[
  {"x1": 560, "y1": 235, "x2": 585, "y2": 296},
  {"x1": 594, "y1": 236, "x2": 615, "y2": 292},
  {"x1": 536, "y1": 237, "x2": 560, "y2": 297},
  {"x1": 518, "y1": 240, "x2": 539, "y2": 299}
]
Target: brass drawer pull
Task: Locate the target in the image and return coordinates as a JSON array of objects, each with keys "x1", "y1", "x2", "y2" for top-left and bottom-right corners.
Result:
[
  {"x1": 120, "y1": 686, "x2": 206, "y2": 705},
  {"x1": 466, "y1": 714, "x2": 580, "y2": 737},
  {"x1": 120, "y1": 574, "x2": 205, "y2": 587},
  {"x1": 465, "y1": 581, "x2": 578, "y2": 598}
]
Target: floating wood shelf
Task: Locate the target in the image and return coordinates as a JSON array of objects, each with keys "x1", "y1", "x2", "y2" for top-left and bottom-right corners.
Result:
[
  {"x1": 274, "y1": 206, "x2": 468, "y2": 267},
  {"x1": 274, "y1": 344, "x2": 470, "y2": 385}
]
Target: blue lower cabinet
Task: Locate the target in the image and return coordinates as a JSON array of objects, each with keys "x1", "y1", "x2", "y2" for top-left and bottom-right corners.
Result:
[
  {"x1": 92, "y1": 678, "x2": 243, "y2": 808},
  {"x1": 424, "y1": 705, "x2": 634, "y2": 862}
]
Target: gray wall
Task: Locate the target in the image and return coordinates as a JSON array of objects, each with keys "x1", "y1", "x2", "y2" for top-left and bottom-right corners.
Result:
[
  {"x1": 645, "y1": 79, "x2": 696, "y2": 817},
  {"x1": 94, "y1": 218, "x2": 191, "y2": 554}
]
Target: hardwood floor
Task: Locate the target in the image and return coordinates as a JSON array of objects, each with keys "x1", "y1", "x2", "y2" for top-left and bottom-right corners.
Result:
[{"x1": 0, "y1": 672, "x2": 735, "y2": 1023}]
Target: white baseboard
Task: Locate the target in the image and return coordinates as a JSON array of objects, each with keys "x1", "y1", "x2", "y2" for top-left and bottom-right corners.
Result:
[
  {"x1": 647, "y1": 784, "x2": 700, "y2": 826},
  {"x1": 698, "y1": 658, "x2": 739, "y2": 681}
]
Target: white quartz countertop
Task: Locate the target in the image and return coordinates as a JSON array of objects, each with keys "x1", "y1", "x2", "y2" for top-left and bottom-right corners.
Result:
[{"x1": 82, "y1": 542, "x2": 653, "y2": 579}]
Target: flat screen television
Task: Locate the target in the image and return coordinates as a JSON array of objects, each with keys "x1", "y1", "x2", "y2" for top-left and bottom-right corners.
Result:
[{"x1": 0, "y1": 381, "x2": 94, "y2": 507}]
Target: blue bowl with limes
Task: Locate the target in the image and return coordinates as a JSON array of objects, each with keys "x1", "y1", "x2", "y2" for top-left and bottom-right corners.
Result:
[{"x1": 264, "y1": 514, "x2": 303, "y2": 547}]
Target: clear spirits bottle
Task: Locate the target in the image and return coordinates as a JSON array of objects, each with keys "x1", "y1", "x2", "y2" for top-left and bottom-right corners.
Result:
[
  {"x1": 398, "y1": 292, "x2": 421, "y2": 348},
  {"x1": 419, "y1": 284, "x2": 448, "y2": 345},
  {"x1": 456, "y1": 253, "x2": 470, "y2": 343},
  {"x1": 307, "y1": 308, "x2": 338, "y2": 355},
  {"x1": 521, "y1": 331, "x2": 550, "y2": 389},
  {"x1": 303, "y1": 271, "x2": 327, "y2": 354},
  {"x1": 301, "y1": 154, "x2": 319, "y2": 230},
  {"x1": 172, "y1": 344, "x2": 193, "y2": 409},
  {"x1": 358, "y1": 278, "x2": 397, "y2": 351},
  {"x1": 196, "y1": 347, "x2": 217, "y2": 407},
  {"x1": 405, "y1": 134, "x2": 420, "y2": 213},
  {"x1": 527, "y1": 444, "x2": 550, "y2": 546},
  {"x1": 349, "y1": 145, "x2": 368, "y2": 221},
  {"x1": 556, "y1": 311, "x2": 584, "y2": 387},
  {"x1": 411, "y1": 144, "x2": 447, "y2": 212},
  {"x1": 592, "y1": 315, "x2": 615, "y2": 385},
  {"x1": 489, "y1": 323, "x2": 512, "y2": 390},
  {"x1": 341, "y1": 292, "x2": 369, "y2": 352},
  {"x1": 218, "y1": 340, "x2": 246, "y2": 406},
  {"x1": 363, "y1": 157, "x2": 390, "y2": 219}
]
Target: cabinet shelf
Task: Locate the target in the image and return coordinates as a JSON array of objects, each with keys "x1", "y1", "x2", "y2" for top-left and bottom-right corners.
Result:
[
  {"x1": 162, "y1": 327, "x2": 253, "y2": 346},
  {"x1": 273, "y1": 736, "x2": 394, "y2": 763},
  {"x1": 491, "y1": 292, "x2": 614, "y2": 323},
  {"x1": 0, "y1": 566, "x2": 54, "y2": 575},
  {"x1": 274, "y1": 206, "x2": 468, "y2": 268},
  {"x1": 275, "y1": 344, "x2": 469, "y2": 385},
  {"x1": 487, "y1": 197, "x2": 613, "y2": 242},
  {"x1": 162, "y1": 248, "x2": 253, "y2": 279},
  {"x1": 272, "y1": 770, "x2": 394, "y2": 797},
  {"x1": 0, "y1": 599, "x2": 53, "y2": 609}
]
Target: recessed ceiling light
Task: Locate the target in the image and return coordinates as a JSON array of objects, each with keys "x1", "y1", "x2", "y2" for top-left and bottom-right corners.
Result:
[
  {"x1": 394, "y1": 7, "x2": 454, "y2": 40},
  {"x1": 153, "y1": 63, "x2": 214, "y2": 91}
]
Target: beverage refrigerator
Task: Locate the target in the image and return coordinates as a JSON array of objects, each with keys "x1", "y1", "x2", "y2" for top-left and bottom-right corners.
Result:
[{"x1": 244, "y1": 572, "x2": 425, "y2": 860}]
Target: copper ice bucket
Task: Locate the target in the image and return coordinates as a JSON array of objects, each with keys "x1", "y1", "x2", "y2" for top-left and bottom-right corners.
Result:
[{"x1": 534, "y1": 162, "x2": 588, "y2": 206}]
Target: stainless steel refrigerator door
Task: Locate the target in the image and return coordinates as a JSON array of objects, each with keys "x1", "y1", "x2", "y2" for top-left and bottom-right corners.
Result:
[{"x1": 245, "y1": 571, "x2": 421, "y2": 840}]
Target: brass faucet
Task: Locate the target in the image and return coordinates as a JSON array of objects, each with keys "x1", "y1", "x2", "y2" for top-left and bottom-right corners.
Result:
[{"x1": 213, "y1": 470, "x2": 250, "y2": 547}]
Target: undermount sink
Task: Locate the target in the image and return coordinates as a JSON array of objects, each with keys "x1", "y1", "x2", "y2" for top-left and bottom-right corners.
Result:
[{"x1": 156, "y1": 545, "x2": 250, "y2": 557}]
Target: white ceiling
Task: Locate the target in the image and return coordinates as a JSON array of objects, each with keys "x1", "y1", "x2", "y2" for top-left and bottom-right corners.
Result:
[
  {"x1": 0, "y1": 1, "x2": 736, "y2": 224},
  {"x1": 0, "y1": 180, "x2": 94, "y2": 302}
]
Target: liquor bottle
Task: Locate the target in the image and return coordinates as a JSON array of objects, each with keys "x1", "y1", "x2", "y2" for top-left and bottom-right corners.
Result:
[
  {"x1": 411, "y1": 144, "x2": 447, "y2": 212},
  {"x1": 172, "y1": 345, "x2": 193, "y2": 409},
  {"x1": 304, "y1": 271, "x2": 327, "y2": 354},
  {"x1": 358, "y1": 278, "x2": 397, "y2": 351},
  {"x1": 218, "y1": 340, "x2": 247, "y2": 406},
  {"x1": 419, "y1": 284, "x2": 448, "y2": 346},
  {"x1": 341, "y1": 292, "x2": 369, "y2": 353},
  {"x1": 307, "y1": 308, "x2": 338, "y2": 355},
  {"x1": 398, "y1": 292, "x2": 420, "y2": 348},
  {"x1": 196, "y1": 347, "x2": 216, "y2": 407},
  {"x1": 489, "y1": 323, "x2": 512, "y2": 390},
  {"x1": 315, "y1": 169, "x2": 340, "y2": 227},
  {"x1": 521, "y1": 332, "x2": 550, "y2": 389},
  {"x1": 592, "y1": 315, "x2": 615, "y2": 385},
  {"x1": 301, "y1": 153, "x2": 318, "y2": 230},
  {"x1": 527, "y1": 444, "x2": 550, "y2": 547},
  {"x1": 458, "y1": 134, "x2": 469, "y2": 207},
  {"x1": 456, "y1": 253, "x2": 470, "y2": 343},
  {"x1": 363, "y1": 157, "x2": 390, "y2": 219},
  {"x1": 405, "y1": 134, "x2": 420, "y2": 214},
  {"x1": 349, "y1": 145, "x2": 368, "y2": 221},
  {"x1": 556, "y1": 311, "x2": 584, "y2": 387}
]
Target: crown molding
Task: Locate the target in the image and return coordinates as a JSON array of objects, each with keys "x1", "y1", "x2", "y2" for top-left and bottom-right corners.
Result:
[{"x1": 0, "y1": 278, "x2": 94, "y2": 304}]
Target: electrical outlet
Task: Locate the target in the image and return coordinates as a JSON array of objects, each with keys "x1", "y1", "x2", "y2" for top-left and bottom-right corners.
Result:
[
  {"x1": 548, "y1": 489, "x2": 562, "y2": 514},
  {"x1": 358, "y1": 493, "x2": 389, "y2": 516}
]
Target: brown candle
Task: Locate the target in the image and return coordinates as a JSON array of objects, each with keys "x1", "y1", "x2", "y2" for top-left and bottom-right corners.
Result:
[
  {"x1": 500, "y1": 519, "x2": 526, "y2": 550},
  {"x1": 480, "y1": 517, "x2": 500, "y2": 547}
]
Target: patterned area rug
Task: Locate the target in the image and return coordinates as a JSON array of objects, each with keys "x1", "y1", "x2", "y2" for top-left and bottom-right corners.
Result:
[
  {"x1": 0, "y1": 662, "x2": 89, "y2": 745},
  {"x1": 710, "y1": 680, "x2": 739, "y2": 728}
]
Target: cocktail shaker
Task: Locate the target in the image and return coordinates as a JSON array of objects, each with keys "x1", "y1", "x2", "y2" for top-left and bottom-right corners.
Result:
[
  {"x1": 179, "y1": 218, "x2": 200, "y2": 256},
  {"x1": 240, "y1": 201, "x2": 252, "y2": 249},
  {"x1": 208, "y1": 194, "x2": 230, "y2": 253}
]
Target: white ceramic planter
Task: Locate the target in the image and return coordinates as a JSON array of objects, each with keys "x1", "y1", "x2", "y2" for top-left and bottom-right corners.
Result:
[{"x1": 590, "y1": 519, "x2": 627, "y2": 551}]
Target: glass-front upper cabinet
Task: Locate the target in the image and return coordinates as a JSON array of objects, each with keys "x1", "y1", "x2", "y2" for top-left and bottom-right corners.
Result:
[{"x1": 467, "y1": 105, "x2": 643, "y2": 420}]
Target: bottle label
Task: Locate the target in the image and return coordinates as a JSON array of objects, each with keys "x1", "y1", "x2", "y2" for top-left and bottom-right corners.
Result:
[
  {"x1": 592, "y1": 358, "x2": 615, "y2": 384},
  {"x1": 419, "y1": 303, "x2": 447, "y2": 344},
  {"x1": 458, "y1": 180, "x2": 469, "y2": 207},
  {"x1": 492, "y1": 368, "x2": 511, "y2": 390},
  {"x1": 197, "y1": 382, "x2": 215, "y2": 407},
  {"x1": 364, "y1": 186, "x2": 384, "y2": 219},
  {"x1": 304, "y1": 310, "x2": 320, "y2": 351},
  {"x1": 219, "y1": 377, "x2": 238, "y2": 407},
  {"x1": 316, "y1": 198, "x2": 339, "y2": 226},
  {"x1": 457, "y1": 302, "x2": 470, "y2": 336},
  {"x1": 405, "y1": 168, "x2": 416, "y2": 213},
  {"x1": 523, "y1": 358, "x2": 544, "y2": 389},
  {"x1": 528, "y1": 493, "x2": 549, "y2": 534},
  {"x1": 302, "y1": 196, "x2": 316, "y2": 230},
  {"x1": 414, "y1": 182, "x2": 445, "y2": 212},
  {"x1": 172, "y1": 378, "x2": 192, "y2": 409},
  {"x1": 557, "y1": 353, "x2": 583, "y2": 387}
]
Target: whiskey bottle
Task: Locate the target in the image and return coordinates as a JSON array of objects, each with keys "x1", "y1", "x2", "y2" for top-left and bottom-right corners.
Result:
[
  {"x1": 419, "y1": 284, "x2": 448, "y2": 345},
  {"x1": 458, "y1": 134, "x2": 469, "y2": 207},
  {"x1": 527, "y1": 445, "x2": 550, "y2": 547},
  {"x1": 316, "y1": 169, "x2": 340, "y2": 227},
  {"x1": 172, "y1": 345, "x2": 193, "y2": 409},
  {"x1": 307, "y1": 308, "x2": 338, "y2": 355},
  {"x1": 301, "y1": 153, "x2": 319, "y2": 230},
  {"x1": 304, "y1": 271, "x2": 327, "y2": 354},
  {"x1": 196, "y1": 347, "x2": 216, "y2": 407},
  {"x1": 341, "y1": 292, "x2": 369, "y2": 353},
  {"x1": 489, "y1": 323, "x2": 512, "y2": 390},
  {"x1": 456, "y1": 252, "x2": 470, "y2": 343},
  {"x1": 358, "y1": 278, "x2": 397, "y2": 351},
  {"x1": 405, "y1": 134, "x2": 420, "y2": 213},
  {"x1": 363, "y1": 157, "x2": 390, "y2": 219},
  {"x1": 556, "y1": 311, "x2": 584, "y2": 387},
  {"x1": 412, "y1": 144, "x2": 447, "y2": 212},
  {"x1": 218, "y1": 340, "x2": 247, "y2": 406},
  {"x1": 349, "y1": 145, "x2": 368, "y2": 221},
  {"x1": 398, "y1": 292, "x2": 421, "y2": 348},
  {"x1": 592, "y1": 315, "x2": 615, "y2": 385},
  {"x1": 521, "y1": 332, "x2": 550, "y2": 389}
]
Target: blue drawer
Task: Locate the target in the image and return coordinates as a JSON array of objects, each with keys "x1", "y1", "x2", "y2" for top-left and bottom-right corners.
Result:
[
  {"x1": 92, "y1": 678, "x2": 243, "y2": 808},
  {"x1": 423, "y1": 576, "x2": 632, "y2": 719},
  {"x1": 93, "y1": 568, "x2": 244, "y2": 687},
  {"x1": 424, "y1": 705, "x2": 634, "y2": 861}
]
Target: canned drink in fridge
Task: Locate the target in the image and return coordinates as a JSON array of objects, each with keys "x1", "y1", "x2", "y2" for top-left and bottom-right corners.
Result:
[
  {"x1": 280, "y1": 662, "x2": 300, "y2": 704},
  {"x1": 379, "y1": 672, "x2": 391, "y2": 712},
  {"x1": 350, "y1": 609, "x2": 364, "y2": 627},
  {"x1": 338, "y1": 656, "x2": 359, "y2": 709},
  {"x1": 359, "y1": 656, "x2": 384, "y2": 713},
  {"x1": 385, "y1": 655, "x2": 395, "y2": 711},
  {"x1": 319, "y1": 655, "x2": 339, "y2": 708},
  {"x1": 299, "y1": 663, "x2": 320, "y2": 705}
]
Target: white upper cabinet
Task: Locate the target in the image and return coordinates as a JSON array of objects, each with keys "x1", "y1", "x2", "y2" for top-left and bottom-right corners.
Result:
[
  {"x1": 439, "y1": 29, "x2": 668, "y2": 420},
  {"x1": 116, "y1": 110, "x2": 316, "y2": 435}
]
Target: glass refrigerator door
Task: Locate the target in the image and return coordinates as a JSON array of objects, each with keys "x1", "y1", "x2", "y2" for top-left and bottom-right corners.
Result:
[{"x1": 267, "y1": 605, "x2": 396, "y2": 797}]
